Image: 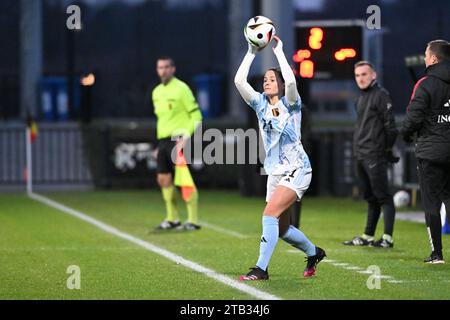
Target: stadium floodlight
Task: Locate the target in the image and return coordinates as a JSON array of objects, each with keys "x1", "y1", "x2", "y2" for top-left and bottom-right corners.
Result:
[{"x1": 81, "y1": 73, "x2": 95, "y2": 86}]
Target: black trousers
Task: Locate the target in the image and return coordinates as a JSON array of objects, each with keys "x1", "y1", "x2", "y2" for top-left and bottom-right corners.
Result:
[
  {"x1": 417, "y1": 159, "x2": 450, "y2": 254},
  {"x1": 356, "y1": 158, "x2": 396, "y2": 237}
]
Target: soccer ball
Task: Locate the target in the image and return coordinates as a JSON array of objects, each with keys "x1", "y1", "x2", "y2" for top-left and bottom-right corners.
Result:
[
  {"x1": 244, "y1": 16, "x2": 276, "y2": 49},
  {"x1": 393, "y1": 190, "x2": 410, "y2": 208}
]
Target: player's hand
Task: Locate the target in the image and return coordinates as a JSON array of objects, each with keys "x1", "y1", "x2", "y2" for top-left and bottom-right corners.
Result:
[
  {"x1": 402, "y1": 132, "x2": 414, "y2": 143},
  {"x1": 403, "y1": 135, "x2": 413, "y2": 143},
  {"x1": 401, "y1": 128, "x2": 415, "y2": 143},
  {"x1": 272, "y1": 35, "x2": 283, "y2": 54},
  {"x1": 247, "y1": 43, "x2": 262, "y2": 55}
]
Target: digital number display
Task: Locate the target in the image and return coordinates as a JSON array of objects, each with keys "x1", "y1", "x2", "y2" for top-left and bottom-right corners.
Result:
[{"x1": 294, "y1": 26, "x2": 363, "y2": 80}]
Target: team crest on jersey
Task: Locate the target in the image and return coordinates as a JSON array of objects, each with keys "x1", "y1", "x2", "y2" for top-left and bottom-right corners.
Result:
[{"x1": 271, "y1": 108, "x2": 280, "y2": 117}]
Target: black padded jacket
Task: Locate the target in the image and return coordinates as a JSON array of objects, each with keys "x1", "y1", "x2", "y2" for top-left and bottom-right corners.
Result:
[
  {"x1": 402, "y1": 62, "x2": 450, "y2": 163},
  {"x1": 353, "y1": 81, "x2": 398, "y2": 160}
]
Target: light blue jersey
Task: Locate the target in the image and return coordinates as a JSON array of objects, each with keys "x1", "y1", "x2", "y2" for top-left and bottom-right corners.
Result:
[{"x1": 249, "y1": 93, "x2": 311, "y2": 175}]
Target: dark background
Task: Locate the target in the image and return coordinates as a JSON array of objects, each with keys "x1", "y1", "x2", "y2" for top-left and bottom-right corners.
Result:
[{"x1": 1, "y1": 0, "x2": 450, "y2": 120}]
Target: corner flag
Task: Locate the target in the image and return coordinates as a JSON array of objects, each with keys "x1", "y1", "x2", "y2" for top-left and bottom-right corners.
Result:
[
  {"x1": 173, "y1": 142, "x2": 196, "y2": 201},
  {"x1": 25, "y1": 113, "x2": 37, "y2": 194},
  {"x1": 26, "y1": 114, "x2": 38, "y2": 143}
]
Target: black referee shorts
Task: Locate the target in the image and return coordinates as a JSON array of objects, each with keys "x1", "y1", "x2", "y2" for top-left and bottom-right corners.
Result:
[
  {"x1": 356, "y1": 158, "x2": 393, "y2": 205},
  {"x1": 156, "y1": 138, "x2": 177, "y2": 174},
  {"x1": 417, "y1": 159, "x2": 450, "y2": 215}
]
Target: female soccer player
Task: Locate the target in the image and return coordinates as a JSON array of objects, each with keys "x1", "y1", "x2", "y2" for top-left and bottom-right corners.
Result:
[{"x1": 234, "y1": 36, "x2": 326, "y2": 280}]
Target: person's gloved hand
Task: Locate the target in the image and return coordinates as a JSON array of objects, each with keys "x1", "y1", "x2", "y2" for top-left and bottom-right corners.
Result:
[
  {"x1": 400, "y1": 128, "x2": 414, "y2": 143},
  {"x1": 402, "y1": 132, "x2": 414, "y2": 143},
  {"x1": 385, "y1": 149, "x2": 400, "y2": 163}
]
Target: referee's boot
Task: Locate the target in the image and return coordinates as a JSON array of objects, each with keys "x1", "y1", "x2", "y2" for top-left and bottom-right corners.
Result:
[
  {"x1": 155, "y1": 220, "x2": 181, "y2": 231},
  {"x1": 176, "y1": 222, "x2": 201, "y2": 231}
]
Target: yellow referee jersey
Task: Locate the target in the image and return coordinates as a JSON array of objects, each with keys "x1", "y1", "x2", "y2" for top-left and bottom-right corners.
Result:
[{"x1": 152, "y1": 77, "x2": 203, "y2": 140}]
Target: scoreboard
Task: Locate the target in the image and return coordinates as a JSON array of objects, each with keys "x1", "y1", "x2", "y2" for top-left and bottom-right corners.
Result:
[{"x1": 293, "y1": 22, "x2": 364, "y2": 80}]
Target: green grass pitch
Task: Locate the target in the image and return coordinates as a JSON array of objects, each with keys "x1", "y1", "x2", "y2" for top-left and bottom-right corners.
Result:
[{"x1": 1, "y1": 190, "x2": 449, "y2": 300}]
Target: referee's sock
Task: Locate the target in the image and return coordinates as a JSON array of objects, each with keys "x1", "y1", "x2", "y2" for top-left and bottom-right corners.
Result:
[
  {"x1": 185, "y1": 188, "x2": 199, "y2": 225},
  {"x1": 161, "y1": 185, "x2": 179, "y2": 222},
  {"x1": 281, "y1": 225, "x2": 316, "y2": 257},
  {"x1": 256, "y1": 216, "x2": 279, "y2": 271}
]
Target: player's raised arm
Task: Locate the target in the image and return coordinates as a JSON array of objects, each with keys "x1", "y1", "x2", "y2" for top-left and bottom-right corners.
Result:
[
  {"x1": 272, "y1": 36, "x2": 298, "y2": 106},
  {"x1": 234, "y1": 44, "x2": 260, "y2": 105}
]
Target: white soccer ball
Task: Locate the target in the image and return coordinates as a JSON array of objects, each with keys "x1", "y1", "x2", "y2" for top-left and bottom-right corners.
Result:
[
  {"x1": 244, "y1": 16, "x2": 276, "y2": 49},
  {"x1": 393, "y1": 190, "x2": 410, "y2": 208}
]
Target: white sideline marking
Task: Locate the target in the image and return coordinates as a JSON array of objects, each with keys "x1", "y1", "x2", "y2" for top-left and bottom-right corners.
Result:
[
  {"x1": 200, "y1": 221, "x2": 248, "y2": 239},
  {"x1": 321, "y1": 259, "x2": 336, "y2": 263},
  {"x1": 286, "y1": 250, "x2": 406, "y2": 284},
  {"x1": 344, "y1": 266, "x2": 363, "y2": 270},
  {"x1": 373, "y1": 275, "x2": 393, "y2": 280},
  {"x1": 387, "y1": 280, "x2": 404, "y2": 283},
  {"x1": 28, "y1": 192, "x2": 281, "y2": 300},
  {"x1": 332, "y1": 263, "x2": 349, "y2": 266},
  {"x1": 286, "y1": 251, "x2": 403, "y2": 283},
  {"x1": 304, "y1": 256, "x2": 404, "y2": 284},
  {"x1": 286, "y1": 252, "x2": 402, "y2": 283},
  {"x1": 357, "y1": 270, "x2": 373, "y2": 275}
]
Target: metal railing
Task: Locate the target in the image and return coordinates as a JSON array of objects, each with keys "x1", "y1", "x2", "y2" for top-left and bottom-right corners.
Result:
[
  {"x1": 0, "y1": 122, "x2": 92, "y2": 187},
  {"x1": 0, "y1": 120, "x2": 421, "y2": 195}
]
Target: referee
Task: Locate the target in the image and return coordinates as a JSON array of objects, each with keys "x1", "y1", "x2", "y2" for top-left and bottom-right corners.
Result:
[
  {"x1": 152, "y1": 56, "x2": 203, "y2": 231},
  {"x1": 344, "y1": 61, "x2": 399, "y2": 248},
  {"x1": 402, "y1": 40, "x2": 450, "y2": 264}
]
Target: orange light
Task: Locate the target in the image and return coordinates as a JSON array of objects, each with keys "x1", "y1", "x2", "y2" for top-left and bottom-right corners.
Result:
[
  {"x1": 81, "y1": 73, "x2": 95, "y2": 86},
  {"x1": 334, "y1": 48, "x2": 357, "y2": 61},
  {"x1": 299, "y1": 60, "x2": 314, "y2": 78},
  {"x1": 308, "y1": 27, "x2": 323, "y2": 50},
  {"x1": 335, "y1": 51, "x2": 345, "y2": 61},
  {"x1": 293, "y1": 49, "x2": 311, "y2": 62}
]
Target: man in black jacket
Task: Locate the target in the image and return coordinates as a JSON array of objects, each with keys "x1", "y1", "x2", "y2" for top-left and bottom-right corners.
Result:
[
  {"x1": 344, "y1": 61, "x2": 399, "y2": 248},
  {"x1": 402, "y1": 40, "x2": 450, "y2": 264}
]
